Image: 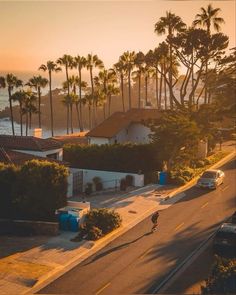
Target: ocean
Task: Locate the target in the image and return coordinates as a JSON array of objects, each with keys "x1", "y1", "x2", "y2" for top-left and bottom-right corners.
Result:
[{"x1": 0, "y1": 70, "x2": 89, "y2": 137}]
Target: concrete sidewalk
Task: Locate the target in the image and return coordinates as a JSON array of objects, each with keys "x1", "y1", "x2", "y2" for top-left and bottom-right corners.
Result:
[{"x1": 0, "y1": 141, "x2": 235, "y2": 295}]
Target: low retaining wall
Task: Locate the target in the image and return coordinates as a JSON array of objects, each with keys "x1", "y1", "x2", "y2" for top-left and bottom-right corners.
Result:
[{"x1": 0, "y1": 219, "x2": 59, "y2": 236}]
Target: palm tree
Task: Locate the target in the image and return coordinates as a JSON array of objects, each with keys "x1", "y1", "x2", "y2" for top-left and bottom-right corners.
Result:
[
  {"x1": 193, "y1": 4, "x2": 225, "y2": 104},
  {"x1": 114, "y1": 60, "x2": 126, "y2": 112},
  {"x1": 11, "y1": 90, "x2": 25, "y2": 135},
  {"x1": 57, "y1": 55, "x2": 73, "y2": 96},
  {"x1": 120, "y1": 51, "x2": 136, "y2": 110},
  {"x1": 26, "y1": 75, "x2": 48, "y2": 128},
  {"x1": 5, "y1": 74, "x2": 23, "y2": 135},
  {"x1": 86, "y1": 54, "x2": 104, "y2": 127},
  {"x1": 155, "y1": 11, "x2": 186, "y2": 109},
  {"x1": 143, "y1": 61, "x2": 154, "y2": 107},
  {"x1": 107, "y1": 83, "x2": 120, "y2": 116},
  {"x1": 74, "y1": 55, "x2": 87, "y2": 131},
  {"x1": 21, "y1": 90, "x2": 38, "y2": 136},
  {"x1": 134, "y1": 51, "x2": 145, "y2": 108},
  {"x1": 39, "y1": 61, "x2": 61, "y2": 137},
  {"x1": 84, "y1": 93, "x2": 94, "y2": 130}
]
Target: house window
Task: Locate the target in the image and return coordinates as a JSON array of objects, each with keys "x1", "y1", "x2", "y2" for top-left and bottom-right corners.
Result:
[{"x1": 47, "y1": 153, "x2": 58, "y2": 160}]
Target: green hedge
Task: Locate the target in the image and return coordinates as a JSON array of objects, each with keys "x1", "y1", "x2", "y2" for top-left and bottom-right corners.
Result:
[
  {"x1": 0, "y1": 160, "x2": 68, "y2": 221},
  {"x1": 63, "y1": 143, "x2": 162, "y2": 174}
]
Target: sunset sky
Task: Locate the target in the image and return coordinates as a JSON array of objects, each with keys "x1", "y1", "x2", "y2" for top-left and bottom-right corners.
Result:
[{"x1": 0, "y1": 0, "x2": 235, "y2": 72}]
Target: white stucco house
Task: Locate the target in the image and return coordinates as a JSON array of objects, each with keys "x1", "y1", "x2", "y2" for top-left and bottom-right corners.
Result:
[{"x1": 86, "y1": 108, "x2": 161, "y2": 145}]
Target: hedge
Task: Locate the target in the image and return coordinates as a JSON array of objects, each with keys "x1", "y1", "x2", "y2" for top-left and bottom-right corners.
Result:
[
  {"x1": 63, "y1": 143, "x2": 162, "y2": 174},
  {"x1": 0, "y1": 160, "x2": 68, "y2": 221}
]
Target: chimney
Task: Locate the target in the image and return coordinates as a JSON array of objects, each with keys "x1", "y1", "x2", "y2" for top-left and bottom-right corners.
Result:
[{"x1": 33, "y1": 128, "x2": 42, "y2": 138}]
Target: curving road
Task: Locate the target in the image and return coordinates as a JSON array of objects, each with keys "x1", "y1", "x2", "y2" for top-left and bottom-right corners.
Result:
[{"x1": 39, "y1": 158, "x2": 236, "y2": 294}]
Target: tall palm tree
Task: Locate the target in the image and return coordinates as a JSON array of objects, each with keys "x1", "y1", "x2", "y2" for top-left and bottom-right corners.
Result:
[
  {"x1": 21, "y1": 90, "x2": 38, "y2": 136},
  {"x1": 107, "y1": 83, "x2": 120, "y2": 116},
  {"x1": 74, "y1": 55, "x2": 87, "y2": 131},
  {"x1": 26, "y1": 75, "x2": 48, "y2": 128},
  {"x1": 120, "y1": 51, "x2": 136, "y2": 110},
  {"x1": 86, "y1": 54, "x2": 104, "y2": 127},
  {"x1": 155, "y1": 11, "x2": 186, "y2": 109},
  {"x1": 134, "y1": 51, "x2": 145, "y2": 108},
  {"x1": 57, "y1": 54, "x2": 73, "y2": 96},
  {"x1": 143, "y1": 61, "x2": 154, "y2": 107},
  {"x1": 39, "y1": 61, "x2": 61, "y2": 137},
  {"x1": 114, "y1": 60, "x2": 126, "y2": 112},
  {"x1": 11, "y1": 90, "x2": 25, "y2": 135},
  {"x1": 193, "y1": 4, "x2": 225, "y2": 104}
]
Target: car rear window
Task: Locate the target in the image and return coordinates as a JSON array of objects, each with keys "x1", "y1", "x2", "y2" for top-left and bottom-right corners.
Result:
[{"x1": 202, "y1": 171, "x2": 217, "y2": 178}]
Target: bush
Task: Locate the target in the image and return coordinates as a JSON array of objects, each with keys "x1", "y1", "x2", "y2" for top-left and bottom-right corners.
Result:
[
  {"x1": 85, "y1": 208, "x2": 122, "y2": 235},
  {"x1": 170, "y1": 166, "x2": 195, "y2": 185},
  {"x1": 120, "y1": 178, "x2": 127, "y2": 191},
  {"x1": 87, "y1": 226, "x2": 103, "y2": 241},
  {"x1": 125, "y1": 175, "x2": 134, "y2": 186}
]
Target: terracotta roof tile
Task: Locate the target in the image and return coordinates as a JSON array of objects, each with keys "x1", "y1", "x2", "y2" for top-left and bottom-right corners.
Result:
[
  {"x1": 0, "y1": 135, "x2": 62, "y2": 151},
  {"x1": 86, "y1": 109, "x2": 161, "y2": 138}
]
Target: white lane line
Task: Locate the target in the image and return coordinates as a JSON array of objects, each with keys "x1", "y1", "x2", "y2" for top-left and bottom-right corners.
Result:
[
  {"x1": 221, "y1": 185, "x2": 229, "y2": 192},
  {"x1": 95, "y1": 282, "x2": 111, "y2": 295},
  {"x1": 139, "y1": 247, "x2": 153, "y2": 259},
  {"x1": 201, "y1": 202, "x2": 209, "y2": 209},
  {"x1": 174, "y1": 222, "x2": 184, "y2": 231}
]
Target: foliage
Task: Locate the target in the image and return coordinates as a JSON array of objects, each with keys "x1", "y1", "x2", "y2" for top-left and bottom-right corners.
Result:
[
  {"x1": 169, "y1": 166, "x2": 195, "y2": 185},
  {"x1": 87, "y1": 226, "x2": 103, "y2": 241},
  {"x1": 0, "y1": 160, "x2": 68, "y2": 221},
  {"x1": 202, "y1": 256, "x2": 236, "y2": 294},
  {"x1": 85, "y1": 208, "x2": 122, "y2": 236},
  {"x1": 64, "y1": 143, "x2": 162, "y2": 174}
]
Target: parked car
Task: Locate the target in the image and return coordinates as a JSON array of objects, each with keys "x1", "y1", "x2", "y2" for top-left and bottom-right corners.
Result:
[
  {"x1": 213, "y1": 223, "x2": 236, "y2": 256},
  {"x1": 196, "y1": 169, "x2": 224, "y2": 189},
  {"x1": 231, "y1": 211, "x2": 236, "y2": 224}
]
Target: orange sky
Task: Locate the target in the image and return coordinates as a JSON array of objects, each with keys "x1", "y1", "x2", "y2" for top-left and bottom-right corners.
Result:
[{"x1": 0, "y1": 0, "x2": 235, "y2": 72}]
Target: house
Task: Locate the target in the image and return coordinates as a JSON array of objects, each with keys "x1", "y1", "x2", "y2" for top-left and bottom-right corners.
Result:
[
  {"x1": 0, "y1": 135, "x2": 82, "y2": 197},
  {"x1": 86, "y1": 108, "x2": 161, "y2": 145}
]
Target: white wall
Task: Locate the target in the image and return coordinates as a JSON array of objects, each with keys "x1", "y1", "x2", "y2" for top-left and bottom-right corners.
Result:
[
  {"x1": 13, "y1": 148, "x2": 63, "y2": 160},
  {"x1": 127, "y1": 123, "x2": 151, "y2": 143},
  {"x1": 81, "y1": 169, "x2": 144, "y2": 190},
  {"x1": 89, "y1": 137, "x2": 110, "y2": 145}
]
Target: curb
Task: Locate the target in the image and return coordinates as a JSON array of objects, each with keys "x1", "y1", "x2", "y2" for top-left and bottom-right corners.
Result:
[{"x1": 24, "y1": 150, "x2": 235, "y2": 294}]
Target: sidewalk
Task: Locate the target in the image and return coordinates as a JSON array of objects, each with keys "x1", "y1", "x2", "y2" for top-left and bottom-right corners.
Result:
[{"x1": 0, "y1": 141, "x2": 235, "y2": 295}]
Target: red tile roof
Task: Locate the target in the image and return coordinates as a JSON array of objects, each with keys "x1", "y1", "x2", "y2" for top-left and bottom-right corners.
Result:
[
  {"x1": 0, "y1": 135, "x2": 62, "y2": 151},
  {"x1": 0, "y1": 147, "x2": 68, "y2": 166},
  {"x1": 86, "y1": 108, "x2": 161, "y2": 138}
]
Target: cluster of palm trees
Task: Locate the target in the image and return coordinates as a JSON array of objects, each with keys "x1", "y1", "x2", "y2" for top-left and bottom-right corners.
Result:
[{"x1": 0, "y1": 4, "x2": 227, "y2": 137}]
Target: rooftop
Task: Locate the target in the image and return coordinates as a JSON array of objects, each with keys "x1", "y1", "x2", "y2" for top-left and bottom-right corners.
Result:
[
  {"x1": 87, "y1": 108, "x2": 161, "y2": 138},
  {"x1": 0, "y1": 135, "x2": 62, "y2": 151}
]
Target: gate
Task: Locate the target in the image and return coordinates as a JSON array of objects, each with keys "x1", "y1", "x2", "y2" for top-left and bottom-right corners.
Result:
[{"x1": 73, "y1": 171, "x2": 83, "y2": 195}]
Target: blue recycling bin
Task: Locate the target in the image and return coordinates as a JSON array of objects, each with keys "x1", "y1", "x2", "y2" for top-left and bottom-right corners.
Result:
[
  {"x1": 69, "y1": 215, "x2": 79, "y2": 232},
  {"x1": 59, "y1": 213, "x2": 71, "y2": 231},
  {"x1": 159, "y1": 171, "x2": 167, "y2": 185}
]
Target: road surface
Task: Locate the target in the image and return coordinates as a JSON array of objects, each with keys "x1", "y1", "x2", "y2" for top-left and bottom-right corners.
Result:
[{"x1": 39, "y1": 158, "x2": 236, "y2": 294}]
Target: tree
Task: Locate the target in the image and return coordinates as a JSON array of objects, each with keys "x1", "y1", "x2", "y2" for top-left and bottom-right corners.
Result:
[
  {"x1": 11, "y1": 90, "x2": 26, "y2": 136},
  {"x1": 57, "y1": 54, "x2": 74, "y2": 96},
  {"x1": 148, "y1": 111, "x2": 201, "y2": 170},
  {"x1": 21, "y1": 90, "x2": 38, "y2": 136},
  {"x1": 39, "y1": 61, "x2": 61, "y2": 137},
  {"x1": 202, "y1": 257, "x2": 236, "y2": 294},
  {"x1": 74, "y1": 55, "x2": 87, "y2": 131},
  {"x1": 193, "y1": 4, "x2": 225, "y2": 104},
  {"x1": 155, "y1": 11, "x2": 186, "y2": 109},
  {"x1": 114, "y1": 60, "x2": 126, "y2": 112},
  {"x1": 26, "y1": 75, "x2": 48, "y2": 128},
  {"x1": 107, "y1": 83, "x2": 120, "y2": 116},
  {"x1": 133, "y1": 51, "x2": 145, "y2": 108},
  {"x1": 86, "y1": 54, "x2": 104, "y2": 127},
  {"x1": 120, "y1": 51, "x2": 136, "y2": 110}
]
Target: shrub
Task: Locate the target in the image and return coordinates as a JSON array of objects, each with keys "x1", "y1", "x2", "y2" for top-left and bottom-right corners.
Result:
[
  {"x1": 85, "y1": 208, "x2": 122, "y2": 235},
  {"x1": 125, "y1": 175, "x2": 134, "y2": 186},
  {"x1": 120, "y1": 178, "x2": 127, "y2": 191},
  {"x1": 170, "y1": 166, "x2": 195, "y2": 185},
  {"x1": 87, "y1": 226, "x2": 103, "y2": 241}
]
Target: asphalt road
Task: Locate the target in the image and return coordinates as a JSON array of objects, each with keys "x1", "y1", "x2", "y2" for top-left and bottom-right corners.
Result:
[{"x1": 39, "y1": 158, "x2": 236, "y2": 295}]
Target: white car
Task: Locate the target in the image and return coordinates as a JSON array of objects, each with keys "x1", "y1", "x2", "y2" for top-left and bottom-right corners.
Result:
[{"x1": 197, "y1": 169, "x2": 225, "y2": 189}]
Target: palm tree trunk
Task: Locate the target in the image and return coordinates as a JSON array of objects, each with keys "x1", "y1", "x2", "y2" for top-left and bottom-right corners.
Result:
[
  {"x1": 121, "y1": 74, "x2": 125, "y2": 112},
  {"x1": 138, "y1": 73, "x2": 141, "y2": 108},
  {"x1": 70, "y1": 103, "x2": 73, "y2": 134},
  {"x1": 8, "y1": 88, "x2": 15, "y2": 136},
  {"x1": 20, "y1": 103, "x2": 23, "y2": 136},
  {"x1": 66, "y1": 105, "x2": 69, "y2": 134},
  {"x1": 88, "y1": 105, "x2": 91, "y2": 130},
  {"x1": 29, "y1": 111, "x2": 32, "y2": 130},
  {"x1": 78, "y1": 67, "x2": 84, "y2": 132},
  {"x1": 159, "y1": 65, "x2": 163, "y2": 110},
  {"x1": 145, "y1": 76, "x2": 148, "y2": 106},
  {"x1": 108, "y1": 95, "x2": 111, "y2": 116},
  {"x1": 38, "y1": 87, "x2": 41, "y2": 128},
  {"x1": 128, "y1": 70, "x2": 131, "y2": 110},
  {"x1": 49, "y1": 71, "x2": 54, "y2": 137},
  {"x1": 25, "y1": 113, "x2": 28, "y2": 136},
  {"x1": 155, "y1": 67, "x2": 159, "y2": 109},
  {"x1": 191, "y1": 50, "x2": 195, "y2": 106}
]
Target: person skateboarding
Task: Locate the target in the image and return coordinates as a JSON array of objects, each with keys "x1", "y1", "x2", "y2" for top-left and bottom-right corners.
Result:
[{"x1": 151, "y1": 211, "x2": 159, "y2": 232}]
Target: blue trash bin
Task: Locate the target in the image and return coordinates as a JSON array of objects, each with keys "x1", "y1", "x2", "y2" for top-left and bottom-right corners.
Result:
[
  {"x1": 59, "y1": 213, "x2": 71, "y2": 231},
  {"x1": 159, "y1": 172, "x2": 167, "y2": 185},
  {"x1": 69, "y1": 215, "x2": 79, "y2": 232}
]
